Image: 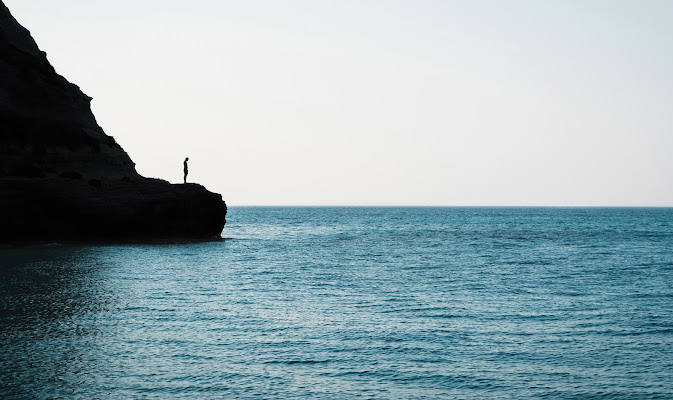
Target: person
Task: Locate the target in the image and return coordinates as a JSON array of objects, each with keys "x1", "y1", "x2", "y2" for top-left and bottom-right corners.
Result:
[{"x1": 183, "y1": 157, "x2": 189, "y2": 183}]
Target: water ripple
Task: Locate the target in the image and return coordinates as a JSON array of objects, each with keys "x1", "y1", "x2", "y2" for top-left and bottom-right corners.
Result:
[{"x1": 1, "y1": 207, "x2": 673, "y2": 398}]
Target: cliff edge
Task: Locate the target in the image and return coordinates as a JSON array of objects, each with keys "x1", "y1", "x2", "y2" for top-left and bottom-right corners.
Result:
[{"x1": 0, "y1": 1, "x2": 226, "y2": 243}]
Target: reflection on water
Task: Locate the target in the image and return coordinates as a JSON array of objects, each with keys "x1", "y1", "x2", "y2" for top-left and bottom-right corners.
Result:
[{"x1": 0, "y1": 246, "x2": 118, "y2": 399}]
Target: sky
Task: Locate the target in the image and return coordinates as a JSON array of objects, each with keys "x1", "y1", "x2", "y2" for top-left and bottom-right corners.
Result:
[{"x1": 6, "y1": 0, "x2": 673, "y2": 206}]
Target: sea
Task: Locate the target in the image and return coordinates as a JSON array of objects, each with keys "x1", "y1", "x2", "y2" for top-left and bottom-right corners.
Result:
[{"x1": 1, "y1": 207, "x2": 672, "y2": 399}]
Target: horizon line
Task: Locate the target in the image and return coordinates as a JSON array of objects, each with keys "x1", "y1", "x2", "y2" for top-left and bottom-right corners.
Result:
[{"x1": 225, "y1": 204, "x2": 673, "y2": 208}]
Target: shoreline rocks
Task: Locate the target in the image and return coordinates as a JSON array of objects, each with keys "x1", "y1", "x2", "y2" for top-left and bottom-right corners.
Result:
[{"x1": 0, "y1": 1, "x2": 227, "y2": 243}]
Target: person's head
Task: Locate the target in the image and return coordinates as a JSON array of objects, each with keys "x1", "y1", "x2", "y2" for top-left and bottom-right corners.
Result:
[{"x1": 185, "y1": 157, "x2": 189, "y2": 161}]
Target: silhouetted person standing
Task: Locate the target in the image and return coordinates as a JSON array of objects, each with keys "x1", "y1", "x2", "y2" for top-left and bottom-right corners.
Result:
[{"x1": 183, "y1": 157, "x2": 189, "y2": 183}]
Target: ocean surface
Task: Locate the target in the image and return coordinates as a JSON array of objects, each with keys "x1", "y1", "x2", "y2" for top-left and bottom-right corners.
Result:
[{"x1": 1, "y1": 207, "x2": 673, "y2": 399}]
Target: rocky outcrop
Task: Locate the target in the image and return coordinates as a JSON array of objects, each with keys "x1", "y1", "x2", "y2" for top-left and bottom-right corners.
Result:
[{"x1": 0, "y1": 1, "x2": 226, "y2": 243}]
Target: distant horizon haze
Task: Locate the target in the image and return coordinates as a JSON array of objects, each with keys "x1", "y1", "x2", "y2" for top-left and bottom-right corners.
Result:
[{"x1": 6, "y1": 0, "x2": 673, "y2": 206}]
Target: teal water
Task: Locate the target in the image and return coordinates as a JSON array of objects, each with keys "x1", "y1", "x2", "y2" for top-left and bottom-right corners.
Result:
[{"x1": 1, "y1": 207, "x2": 673, "y2": 398}]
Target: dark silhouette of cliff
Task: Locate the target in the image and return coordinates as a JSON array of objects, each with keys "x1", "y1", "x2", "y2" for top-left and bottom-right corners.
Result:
[{"x1": 0, "y1": 1, "x2": 226, "y2": 243}]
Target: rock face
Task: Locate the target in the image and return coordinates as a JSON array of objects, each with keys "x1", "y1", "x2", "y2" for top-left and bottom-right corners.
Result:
[{"x1": 0, "y1": 1, "x2": 226, "y2": 243}]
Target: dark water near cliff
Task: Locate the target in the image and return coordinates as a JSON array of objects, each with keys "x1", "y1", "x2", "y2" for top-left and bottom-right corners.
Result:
[{"x1": 1, "y1": 207, "x2": 673, "y2": 399}]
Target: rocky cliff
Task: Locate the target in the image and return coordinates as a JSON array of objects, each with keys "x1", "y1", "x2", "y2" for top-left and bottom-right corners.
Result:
[{"x1": 0, "y1": 1, "x2": 226, "y2": 243}]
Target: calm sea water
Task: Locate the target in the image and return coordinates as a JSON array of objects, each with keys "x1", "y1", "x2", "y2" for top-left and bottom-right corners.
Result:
[{"x1": 1, "y1": 207, "x2": 673, "y2": 399}]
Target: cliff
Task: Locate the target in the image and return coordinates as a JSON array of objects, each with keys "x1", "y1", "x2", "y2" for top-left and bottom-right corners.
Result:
[{"x1": 0, "y1": 1, "x2": 226, "y2": 243}]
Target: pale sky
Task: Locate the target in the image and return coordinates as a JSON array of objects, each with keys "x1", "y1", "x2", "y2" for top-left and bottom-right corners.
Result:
[{"x1": 6, "y1": 0, "x2": 673, "y2": 206}]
